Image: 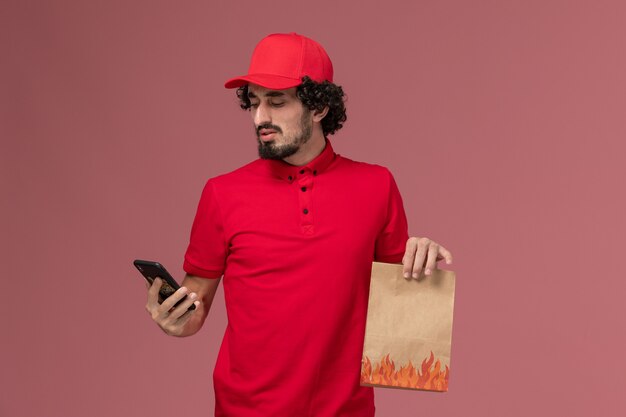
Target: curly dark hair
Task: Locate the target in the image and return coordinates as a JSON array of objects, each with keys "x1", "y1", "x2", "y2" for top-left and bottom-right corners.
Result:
[{"x1": 236, "y1": 76, "x2": 347, "y2": 136}]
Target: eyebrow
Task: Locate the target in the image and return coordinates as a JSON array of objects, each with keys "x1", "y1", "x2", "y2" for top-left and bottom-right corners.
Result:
[{"x1": 247, "y1": 91, "x2": 286, "y2": 99}]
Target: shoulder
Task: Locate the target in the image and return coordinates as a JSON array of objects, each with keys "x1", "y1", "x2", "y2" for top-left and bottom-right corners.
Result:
[
  {"x1": 204, "y1": 159, "x2": 265, "y2": 188},
  {"x1": 334, "y1": 154, "x2": 396, "y2": 184}
]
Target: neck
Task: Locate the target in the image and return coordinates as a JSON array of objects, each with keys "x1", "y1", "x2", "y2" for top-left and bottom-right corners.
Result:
[{"x1": 282, "y1": 132, "x2": 327, "y2": 166}]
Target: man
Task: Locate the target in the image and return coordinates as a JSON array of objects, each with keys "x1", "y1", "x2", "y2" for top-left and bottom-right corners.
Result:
[{"x1": 145, "y1": 32, "x2": 452, "y2": 416}]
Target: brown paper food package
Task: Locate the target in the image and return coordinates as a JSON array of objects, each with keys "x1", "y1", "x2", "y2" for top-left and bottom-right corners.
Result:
[{"x1": 360, "y1": 262, "x2": 456, "y2": 392}]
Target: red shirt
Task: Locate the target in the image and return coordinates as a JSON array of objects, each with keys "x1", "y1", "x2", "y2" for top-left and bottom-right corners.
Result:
[{"x1": 184, "y1": 138, "x2": 408, "y2": 417}]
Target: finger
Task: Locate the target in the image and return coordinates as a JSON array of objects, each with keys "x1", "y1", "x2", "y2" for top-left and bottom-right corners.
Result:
[
  {"x1": 168, "y1": 291, "x2": 199, "y2": 321},
  {"x1": 411, "y1": 238, "x2": 430, "y2": 278},
  {"x1": 168, "y1": 297, "x2": 201, "y2": 327},
  {"x1": 172, "y1": 310, "x2": 193, "y2": 328},
  {"x1": 146, "y1": 278, "x2": 163, "y2": 307},
  {"x1": 438, "y1": 246, "x2": 453, "y2": 264},
  {"x1": 159, "y1": 286, "x2": 190, "y2": 312},
  {"x1": 171, "y1": 302, "x2": 200, "y2": 329},
  {"x1": 424, "y1": 243, "x2": 439, "y2": 275},
  {"x1": 402, "y1": 238, "x2": 418, "y2": 278}
]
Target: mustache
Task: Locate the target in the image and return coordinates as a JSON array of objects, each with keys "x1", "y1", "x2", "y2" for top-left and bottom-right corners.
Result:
[{"x1": 256, "y1": 123, "x2": 283, "y2": 135}]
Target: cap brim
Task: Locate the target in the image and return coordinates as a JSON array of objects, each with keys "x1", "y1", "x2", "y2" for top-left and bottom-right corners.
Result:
[{"x1": 224, "y1": 74, "x2": 302, "y2": 90}]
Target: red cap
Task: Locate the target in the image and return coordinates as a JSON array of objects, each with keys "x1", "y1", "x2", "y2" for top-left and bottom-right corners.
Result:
[{"x1": 224, "y1": 33, "x2": 333, "y2": 90}]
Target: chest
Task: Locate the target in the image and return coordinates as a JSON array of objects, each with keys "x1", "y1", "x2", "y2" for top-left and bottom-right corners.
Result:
[{"x1": 221, "y1": 177, "x2": 386, "y2": 267}]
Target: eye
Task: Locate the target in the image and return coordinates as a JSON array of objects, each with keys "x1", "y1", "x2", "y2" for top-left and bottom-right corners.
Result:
[
  {"x1": 271, "y1": 102, "x2": 285, "y2": 107},
  {"x1": 249, "y1": 102, "x2": 259, "y2": 108}
]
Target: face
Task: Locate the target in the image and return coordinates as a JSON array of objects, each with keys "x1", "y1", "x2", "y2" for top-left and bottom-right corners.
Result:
[{"x1": 247, "y1": 84, "x2": 313, "y2": 160}]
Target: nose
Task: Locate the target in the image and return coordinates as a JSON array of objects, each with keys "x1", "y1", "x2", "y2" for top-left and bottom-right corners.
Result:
[{"x1": 253, "y1": 102, "x2": 271, "y2": 126}]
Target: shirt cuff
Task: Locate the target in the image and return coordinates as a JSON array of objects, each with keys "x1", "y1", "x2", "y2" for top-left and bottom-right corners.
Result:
[{"x1": 183, "y1": 259, "x2": 223, "y2": 279}]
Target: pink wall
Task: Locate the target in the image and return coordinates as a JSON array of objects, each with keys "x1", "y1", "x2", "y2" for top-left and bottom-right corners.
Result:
[{"x1": 2, "y1": 1, "x2": 625, "y2": 416}]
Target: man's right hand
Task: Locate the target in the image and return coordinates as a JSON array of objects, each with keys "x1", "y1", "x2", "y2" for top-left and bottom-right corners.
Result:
[{"x1": 145, "y1": 277, "x2": 200, "y2": 336}]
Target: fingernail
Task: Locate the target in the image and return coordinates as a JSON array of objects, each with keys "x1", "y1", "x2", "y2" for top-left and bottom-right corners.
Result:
[
  {"x1": 425, "y1": 269, "x2": 431, "y2": 275},
  {"x1": 190, "y1": 293, "x2": 197, "y2": 299},
  {"x1": 412, "y1": 272, "x2": 418, "y2": 278},
  {"x1": 194, "y1": 301, "x2": 200, "y2": 307},
  {"x1": 404, "y1": 272, "x2": 409, "y2": 278}
]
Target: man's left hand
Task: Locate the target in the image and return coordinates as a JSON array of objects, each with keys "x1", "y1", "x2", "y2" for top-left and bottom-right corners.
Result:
[{"x1": 402, "y1": 237, "x2": 453, "y2": 279}]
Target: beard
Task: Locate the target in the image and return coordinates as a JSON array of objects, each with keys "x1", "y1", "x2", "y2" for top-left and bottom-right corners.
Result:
[{"x1": 256, "y1": 111, "x2": 313, "y2": 160}]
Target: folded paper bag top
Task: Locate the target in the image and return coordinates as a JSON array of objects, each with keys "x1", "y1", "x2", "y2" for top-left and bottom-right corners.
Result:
[{"x1": 360, "y1": 262, "x2": 456, "y2": 392}]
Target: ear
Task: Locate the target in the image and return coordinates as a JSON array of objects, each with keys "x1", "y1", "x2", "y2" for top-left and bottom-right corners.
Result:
[{"x1": 312, "y1": 106, "x2": 329, "y2": 123}]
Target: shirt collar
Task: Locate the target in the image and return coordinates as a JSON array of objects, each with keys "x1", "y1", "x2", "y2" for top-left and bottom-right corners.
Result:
[{"x1": 265, "y1": 137, "x2": 336, "y2": 182}]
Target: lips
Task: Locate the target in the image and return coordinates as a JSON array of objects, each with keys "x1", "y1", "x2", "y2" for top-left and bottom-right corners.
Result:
[{"x1": 259, "y1": 129, "x2": 277, "y2": 141}]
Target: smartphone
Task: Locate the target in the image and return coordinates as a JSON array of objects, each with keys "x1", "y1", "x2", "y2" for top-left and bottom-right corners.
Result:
[{"x1": 133, "y1": 259, "x2": 196, "y2": 311}]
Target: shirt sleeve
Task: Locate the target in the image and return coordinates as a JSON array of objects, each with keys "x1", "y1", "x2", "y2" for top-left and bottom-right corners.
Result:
[
  {"x1": 374, "y1": 169, "x2": 409, "y2": 264},
  {"x1": 183, "y1": 179, "x2": 228, "y2": 279}
]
